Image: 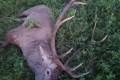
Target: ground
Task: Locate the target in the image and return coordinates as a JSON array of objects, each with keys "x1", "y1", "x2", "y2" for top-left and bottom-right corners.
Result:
[{"x1": 0, "y1": 0, "x2": 120, "y2": 80}]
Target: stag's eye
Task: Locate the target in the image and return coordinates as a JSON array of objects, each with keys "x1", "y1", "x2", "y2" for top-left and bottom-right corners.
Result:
[
  {"x1": 44, "y1": 69, "x2": 52, "y2": 80},
  {"x1": 47, "y1": 70, "x2": 50, "y2": 75},
  {"x1": 45, "y1": 69, "x2": 51, "y2": 76}
]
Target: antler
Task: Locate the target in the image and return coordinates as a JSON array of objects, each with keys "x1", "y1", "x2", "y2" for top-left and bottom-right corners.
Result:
[
  {"x1": 51, "y1": 0, "x2": 89, "y2": 78},
  {"x1": 51, "y1": 0, "x2": 86, "y2": 56},
  {"x1": 51, "y1": 0, "x2": 75, "y2": 56},
  {"x1": 91, "y1": 14, "x2": 108, "y2": 44}
]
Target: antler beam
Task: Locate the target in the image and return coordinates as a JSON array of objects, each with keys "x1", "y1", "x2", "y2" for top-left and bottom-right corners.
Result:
[{"x1": 50, "y1": 0, "x2": 88, "y2": 78}]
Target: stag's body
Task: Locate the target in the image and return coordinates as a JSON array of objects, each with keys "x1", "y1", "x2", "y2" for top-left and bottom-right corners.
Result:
[{"x1": 6, "y1": 5, "x2": 60, "y2": 80}]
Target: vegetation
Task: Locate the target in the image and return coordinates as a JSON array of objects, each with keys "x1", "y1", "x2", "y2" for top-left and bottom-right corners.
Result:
[{"x1": 0, "y1": 0, "x2": 120, "y2": 80}]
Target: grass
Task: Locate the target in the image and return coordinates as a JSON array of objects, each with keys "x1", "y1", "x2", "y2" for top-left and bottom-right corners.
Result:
[{"x1": 0, "y1": 0, "x2": 120, "y2": 80}]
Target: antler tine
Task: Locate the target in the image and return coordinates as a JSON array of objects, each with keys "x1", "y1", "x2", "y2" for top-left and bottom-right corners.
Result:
[
  {"x1": 99, "y1": 35, "x2": 108, "y2": 43},
  {"x1": 55, "y1": 0, "x2": 76, "y2": 27},
  {"x1": 54, "y1": 0, "x2": 86, "y2": 34},
  {"x1": 91, "y1": 21, "x2": 108, "y2": 44},
  {"x1": 74, "y1": 1, "x2": 87, "y2": 5},
  {"x1": 58, "y1": 16, "x2": 75, "y2": 28},
  {"x1": 70, "y1": 71, "x2": 90, "y2": 78},
  {"x1": 91, "y1": 20, "x2": 97, "y2": 42},
  {"x1": 65, "y1": 49, "x2": 78, "y2": 65},
  {"x1": 70, "y1": 63, "x2": 83, "y2": 71},
  {"x1": 62, "y1": 61, "x2": 90, "y2": 78},
  {"x1": 60, "y1": 48, "x2": 73, "y2": 58},
  {"x1": 91, "y1": 14, "x2": 108, "y2": 44},
  {"x1": 63, "y1": 48, "x2": 90, "y2": 78}
]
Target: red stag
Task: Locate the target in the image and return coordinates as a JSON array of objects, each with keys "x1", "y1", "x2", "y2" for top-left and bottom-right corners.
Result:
[{"x1": 0, "y1": 0, "x2": 90, "y2": 80}]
